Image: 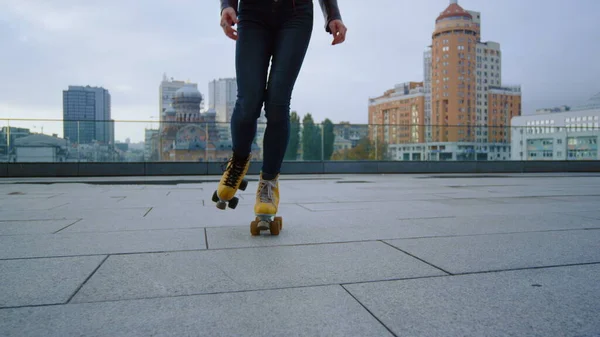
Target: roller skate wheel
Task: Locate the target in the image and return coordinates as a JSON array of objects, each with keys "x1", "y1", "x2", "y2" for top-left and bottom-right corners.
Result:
[
  {"x1": 228, "y1": 197, "x2": 239, "y2": 209},
  {"x1": 216, "y1": 200, "x2": 227, "y2": 210},
  {"x1": 239, "y1": 179, "x2": 248, "y2": 191},
  {"x1": 269, "y1": 220, "x2": 280, "y2": 236},
  {"x1": 250, "y1": 220, "x2": 260, "y2": 236},
  {"x1": 211, "y1": 190, "x2": 219, "y2": 203},
  {"x1": 275, "y1": 216, "x2": 283, "y2": 229}
]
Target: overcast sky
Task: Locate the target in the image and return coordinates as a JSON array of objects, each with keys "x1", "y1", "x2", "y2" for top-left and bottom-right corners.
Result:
[{"x1": 0, "y1": 0, "x2": 598, "y2": 142}]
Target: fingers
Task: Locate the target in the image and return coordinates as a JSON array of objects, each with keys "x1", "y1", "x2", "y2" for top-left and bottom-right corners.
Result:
[
  {"x1": 220, "y1": 20, "x2": 237, "y2": 40},
  {"x1": 331, "y1": 22, "x2": 347, "y2": 45},
  {"x1": 224, "y1": 26, "x2": 238, "y2": 40},
  {"x1": 220, "y1": 8, "x2": 238, "y2": 41},
  {"x1": 328, "y1": 20, "x2": 347, "y2": 45},
  {"x1": 228, "y1": 11, "x2": 239, "y2": 25}
]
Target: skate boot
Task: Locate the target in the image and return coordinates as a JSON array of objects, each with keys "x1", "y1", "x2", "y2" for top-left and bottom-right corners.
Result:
[
  {"x1": 250, "y1": 173, "x2": 283, "y2": 236},
  {"x1": 211, "y1": 153, "x2": 251, "y2": 210}
]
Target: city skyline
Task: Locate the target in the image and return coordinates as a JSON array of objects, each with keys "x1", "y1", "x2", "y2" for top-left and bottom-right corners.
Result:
[{"x1": 0, "y1": 0, "x2": 599, "y2": 143}]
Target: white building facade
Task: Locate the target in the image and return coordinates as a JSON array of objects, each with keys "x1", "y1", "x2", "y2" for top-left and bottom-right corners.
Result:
[
  {"x1": 208, "y1": 78, "x2": 237, "y2": 123},
  {"x1": 388, "y1": 142, "x2": 511, "y2": 161},
  {"x1": 510, "y1": 94, "x2": 600, "y2": 161}
]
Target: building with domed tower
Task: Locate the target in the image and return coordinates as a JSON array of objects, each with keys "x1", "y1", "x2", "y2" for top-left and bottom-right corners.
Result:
[
  {"x1": 158, "y1": 82, "x2": 259, "y2": 162},
  {"x1": 371, "y1": 0, "x2": 522, "y2": 161},
  {"x1": 427, "y1": 0, "x2": 522, "y2": 146}
]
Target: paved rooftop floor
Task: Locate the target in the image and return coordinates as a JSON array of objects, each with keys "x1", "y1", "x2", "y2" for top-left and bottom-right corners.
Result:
[{"x1": 1, "y1": 173, "x2": 600, "y2": 336}]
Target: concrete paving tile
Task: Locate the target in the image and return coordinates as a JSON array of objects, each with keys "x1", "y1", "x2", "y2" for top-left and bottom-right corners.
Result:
[
  {"x1": 385, "y1": 229, "x2": 600, "y2": 274},
  {"x1": 46, "y1": 207, "x2": 150, "y2": 219},
  {"x1": 344, "y1": 264, "x2": 600, "y2": 337},
  {"x1": 0, "y1": 189, "x2": 61, "y2": 198},
  {"x1": 0, "y1": 256, "x2": 106, "y2": 308},
  {"x1": 0, "y1": 219, "x2": 79, "y2": 235},
  {"x1": 413, "y1": 199, "x2": 588, "y2": 217},
  {"x1": 0, "y1": 285, "x2": 394, "y2": 337},
  {"x1": 0, "y1": 198, "x2": 70, "y2": 211},
  {"x1": 206, "y1": 217, "x2": 446, "y2": 249},
  {"x1": 488, "y1": 196, "x2": 567, "y2": 204},
  {"x1": 297, "y1": 200, "x2": 426, "y2": 212},
  {"x1": 71, "y1": 241, "x2": 445, "y2": 303},
  {"x1": 60, "y1": 217, "x2": 196, "y2": 233},
  {"x1": 410, "y1": 213, "x2": 600, "y2": 236},
  {"x1": 47, "y1": 199, "x2": 125, "y2": 210},
  {"x1": 63, "y1": 204, "x2": 324, "y2": 232},
  {"x1": 0, "y1": 229, "x2": 206, "y2": 259},
  {"x1": 322, "y1": 192, "x2": 447, "y2": 202},
  {"x1": 0, "y1": 195, "x2": 61, "y2": 201},
  {"x1": 546, "y1": 195, "x2": 600, "y2": 203},
  {"x1": 432, "y1": 190, "x2": 509, "y2": 199},
  {"x1": 143, "y1": 203, "x2": 309, "y2": 228},
  {"x1": 0, "y1": 211, "x2": 69, "y2": 221},
  {"x1": 571, "y1": 211, "x2": 600, "y2": 220},
  {"x1": 427, "y1": 197, "x2": 506, "y2": 206}
]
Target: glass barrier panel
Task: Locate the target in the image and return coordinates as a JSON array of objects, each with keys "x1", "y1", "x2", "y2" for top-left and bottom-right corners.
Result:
[
  {"x1": 329, "y1": 123, "x2": 371, "y2": 161},
  {"x1": 2, "y1": 118, "x2": 65, "y2": 163},
  {"x1": 1, "y1": 119, "x2": 597, "y2": 164}
]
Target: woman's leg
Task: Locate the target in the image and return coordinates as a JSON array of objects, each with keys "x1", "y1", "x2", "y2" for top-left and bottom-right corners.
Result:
[
  {"x1": 252, "y1": 2, "x2": 314, "y2": 222},
  {"x1": 215, "y1": 4, "x2": 275, "y2": 207},
  {"x1": 260, "y1": 2, "x2": 314, "y2": 180},
  {"x1": 230, "y1": 7, "x2": 275, "y2": 158}
]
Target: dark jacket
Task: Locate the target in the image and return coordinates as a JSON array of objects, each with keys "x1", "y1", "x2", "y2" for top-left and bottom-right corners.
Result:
[{"x1": 220, "y1": 0, "x2": 342, "y2": 33}]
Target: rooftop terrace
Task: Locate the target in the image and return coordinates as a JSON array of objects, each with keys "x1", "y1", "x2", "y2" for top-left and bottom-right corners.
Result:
[{"x1": 1, "y1": 173, "x2": 599, "y2": 336}]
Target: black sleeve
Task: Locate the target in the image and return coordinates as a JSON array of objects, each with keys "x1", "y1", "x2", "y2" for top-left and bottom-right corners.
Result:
[
  {"x1": 318, "y1": 0, "x2": 343, "y2": 33},
  {"x1": 220, "y1": 0, "x2": 238, "y2": 14}
]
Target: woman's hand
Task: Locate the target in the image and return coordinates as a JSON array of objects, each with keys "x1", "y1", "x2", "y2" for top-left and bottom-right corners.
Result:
[
  {"x1": 328, "y1": 19, "x2": 347, "y2": 45},
  {"x1": 220, "y1": 7, "x2": 239, "y2": 41}
]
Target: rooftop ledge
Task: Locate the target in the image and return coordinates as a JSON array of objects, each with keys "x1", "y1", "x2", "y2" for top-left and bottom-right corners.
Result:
[{"x1": 1, "y1": 160, "x2": 600, "y2": 178}]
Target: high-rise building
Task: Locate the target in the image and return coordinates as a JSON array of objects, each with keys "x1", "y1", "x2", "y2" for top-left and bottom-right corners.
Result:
[
  {"x1": 208, "y1": 78, "x2": 237, "y2": 123},
  {"x1": 144, "y1": 128, "x2": 159, "y2": 160},
  {"x1": 159, "y1": 74, "x2": 187, "y2": 121},
  {"x1": 423, "y1": 48, "x2": 433, "y2": 142},
  {"x1": 488, "y1": 86, "x2": 522, "y2": 143},
  {"x1": 63, "y1": 85, "x2": 114, "y2": 145},
  {"x1": 368, "y1": 82, "x2": 426, "y2": 145},
  {"x1": 428, "y1": 0, "x2": 521, "y2": 144},
  {"x1": 430, "y1": 0, "x2": 479, "y2": 143}
]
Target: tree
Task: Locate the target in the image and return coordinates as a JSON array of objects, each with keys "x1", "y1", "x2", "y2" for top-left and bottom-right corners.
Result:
[
  {"x1": 331, "y1": 136, "x2": 388, "y2": 161},
  {"x1": 322, "y1": 118, "x2": 335, "y2": 160},
  {"x1": 284, "y1": 111, "x2": 300, "y2": 160},
  {"x1": 302, "y1": 113, "x2": 321, "y2": 160}
]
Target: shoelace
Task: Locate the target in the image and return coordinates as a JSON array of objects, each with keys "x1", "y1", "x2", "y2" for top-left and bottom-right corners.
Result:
[
  {"x1": 223, "y1": 157, "x2": 246, "y2": 187},
  {"x1": 258, "y1": 179, "x2": 277, "y2": 204}
]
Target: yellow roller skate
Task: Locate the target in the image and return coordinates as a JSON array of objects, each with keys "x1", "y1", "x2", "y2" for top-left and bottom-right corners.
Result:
[
  {"x1": 250, "y1": 174, "x2": 283, "y2": 236},
  {"x1": 212, "y1": 153, "x2": 251, "y2": 210}
]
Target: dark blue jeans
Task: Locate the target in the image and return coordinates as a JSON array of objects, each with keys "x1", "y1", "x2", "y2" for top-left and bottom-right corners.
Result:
[{"x1": 230, "y1": 0, "x2": 314, "y2": 180}]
